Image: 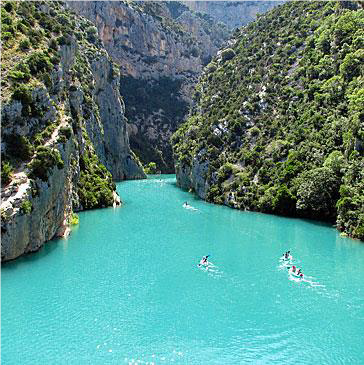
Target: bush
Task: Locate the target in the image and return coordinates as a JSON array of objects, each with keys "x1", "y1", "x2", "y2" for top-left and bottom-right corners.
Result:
[
  {"x1": 28, "y1": 29, "x2": 43, "y2": 48},
  {"x1": 0, "y1": 208, "x2": 8, "y2": 223},
  {"x1": 250, "y1": 126, "x2": 260, "y2": 137},
  {"x1": 296, "y1": 167, "x2": 339, "y2": 220},
  {"x1": 28, "y1": 146, "x2": 64, "y2": 181},
  {"x1": 2, "y1": 31, "x2": 12, "y2": 41},
  {"x1": 70, "y1": 213, "x2": 79, "y2": 225},
  {"x1": 272, "y1": 184, "x2": 296, "y2": 215},
  {"x1": 20, "y1": 200, "x2": 33, "y2": 215},
  {"x1": 86, "y1": 25, "x2": 98, "y2": 43},
  {"x1": 48, "y1": 38, "x2": 58, "y2": 51},
  {"x1": 11, "y1": 84, "x2": 32, "y2": 104},
  {"x1": 8, "y1": 70, "x2": 29, "y2": 81},
  {"x1": 323, "y1": 150, "x2": 345, "y2": 175},
  {"x1": 5, "y1": 134, "x2": 34, "y2": 161},
  {"x1": 206, "y1": 62, "x2": 217, "y2": 74},
  {"x1": 14, "y1": 63, "x2": 31, "y2": 80},
  {"x1": 59, "y1": 126, "x2": 72, "y2": 139},
  {"x1": 221, "y1": 48, "x2": 236, "y2": 62},
  {"x1": 19, "y1": 38, "x2": 31, "y2": 51},
  {"x1": 4, "y1": 2, "x2": 13, "y2": 12},
  {"x1": 144, "y1": 162, "x2": 157, "y2": 174},
  {"x1": 77, "y1": 148, "x2": 115, "y2": 209},
  {"x1": 26, "y1": 51, "x2": 52, "y2": 75},
  {"x1": 1, "y1": 161, "x2": 13, "y2": 185}
]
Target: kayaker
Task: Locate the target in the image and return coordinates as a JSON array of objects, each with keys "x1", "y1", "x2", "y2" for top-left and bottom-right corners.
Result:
[{"x1": 198, "y1": 255, "x2": 209, "y2": 266}]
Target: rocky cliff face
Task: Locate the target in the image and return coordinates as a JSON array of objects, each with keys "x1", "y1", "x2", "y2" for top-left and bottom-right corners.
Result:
[
  {"x1": 1, "y1": 1, "x2": 144, "y2": 261},
  {"x1": 68, "y1": 1, "x2": 230, "y2": 172},
  {"x1": 183, "y1": 1, "x2": 284, "y2": 29}
]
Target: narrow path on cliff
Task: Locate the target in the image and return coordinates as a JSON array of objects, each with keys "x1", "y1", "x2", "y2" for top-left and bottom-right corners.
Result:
[{"x1": 1, "y1": 104, "x2": 71, "y2": 213}]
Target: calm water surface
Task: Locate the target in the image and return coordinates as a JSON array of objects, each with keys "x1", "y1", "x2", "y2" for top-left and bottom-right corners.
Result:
[{"x1": 2, "y1": 175, "x2": 364, "y2": 364}]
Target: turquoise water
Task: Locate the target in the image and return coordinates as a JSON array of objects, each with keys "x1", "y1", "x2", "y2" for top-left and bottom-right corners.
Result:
[{"x1": 2, "y1": 175, "x2": 364, "y2": 364}]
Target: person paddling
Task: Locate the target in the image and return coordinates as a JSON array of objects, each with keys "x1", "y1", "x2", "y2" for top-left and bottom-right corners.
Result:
[{"x1": 198, "y1": 255, "x2": 210, "y2": 267}]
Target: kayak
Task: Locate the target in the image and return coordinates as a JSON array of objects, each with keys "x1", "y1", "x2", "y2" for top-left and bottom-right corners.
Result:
[
  {"x1": 289, "y1": 269, "x2": 303, "y2": 278},
  {"x1": 198, "y1": 260, "x2": 208, "y2": 267},
  {"x1": 183, "y1": 204, "x2": 197, "y2": 211},
  {"x1": 280, "y1": 255, "x2": 293, "y2": 261}
]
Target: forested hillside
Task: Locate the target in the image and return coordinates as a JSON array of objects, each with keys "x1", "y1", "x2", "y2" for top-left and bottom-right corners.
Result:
[{"x1": 172, "y1": 1, "x2": 364, "y2": 240}]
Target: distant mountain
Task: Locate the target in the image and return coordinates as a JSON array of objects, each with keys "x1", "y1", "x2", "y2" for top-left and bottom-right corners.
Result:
[{"x1": 183, "y1": 1, "x2": 284, "y2": 29}]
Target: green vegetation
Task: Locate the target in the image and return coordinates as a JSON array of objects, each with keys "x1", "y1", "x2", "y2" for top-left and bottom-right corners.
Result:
[
  {"x1": 20, "y1": 200, "x2": 32, "y2": 215},
  {"x1": 26, "y1": 51, "x2": 52, "y2": 75},
  {"x1": 1, "y1": 208, "x2": 11, "y2": 223},
  {"x1": 1, "y1": 161, "x2": 13, "y2": 186},
  {"x1": 28, "y1": 146, "x2": 64, "y2": 181},
  {"x1": 77, "y1": 144, "x2": 115, "y2": 209},
  {"x1": 70, "y1": 213, "x2": 79, "y2": 225},
  {"x1": 11, "y1": 84, "x2": 32, "y2": 104},
  {"x1": 144, "y1": 162, "x2": 158, "y2": 174},
  {"x1": 4, "y1": 134, "x2": 34, "y2": 161},
  {"x1": 172, "y1": 1, "x2": 364, "y2": 240}
]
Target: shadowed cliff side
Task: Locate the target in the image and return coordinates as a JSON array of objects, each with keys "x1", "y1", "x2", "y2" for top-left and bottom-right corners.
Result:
[{"x1": 68, "y1": 1, "x2": 231, "y2": 172}]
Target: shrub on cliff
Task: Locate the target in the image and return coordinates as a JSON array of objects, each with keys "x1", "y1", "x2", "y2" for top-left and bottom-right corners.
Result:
[
  {"x1": 28, "y1": 146, "x2": 64, "y2": 181},
  {"x1": 70, "y1": 213, "x2": 79, "y2": 225},
  {"x1": 220, "y1": 48, "x2": 236, "y2": 62},
  {"x1": 77, "y1": 148, "x2": 115, "y2": 209},
  {"x1": 11, "y1": 84, "x2": 32, "y2": 104},
  {"x1": 26, "y1": 51, "x2": 52, "y2": 75},
  {"x1": 85, "y1": 25, "x2": 98, "y2": 44},
  {"x1": 20, "y1": 200, "x2": 33, "y2": 215},
  {"x1": 144, "y1": 162, "x2": 158, "y2": 174},
  {"x1": 19, "y1": 38, "x2": 31, "y2": 51},
  {"x1": 1, "y1": 161, "x2": 13, "y2": 186},
  {"x1": 0, "y1": 208, "x2": 8, "y2": 222},
  {"x1": 5, "y1": 134, "x2": 34, "y2": 161}
]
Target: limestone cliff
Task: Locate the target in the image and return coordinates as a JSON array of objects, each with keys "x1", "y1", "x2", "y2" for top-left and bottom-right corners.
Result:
[
  {"x1": 1, "y1": 1, "x2": 144, "y2": 261},
  {"x1": 68, "y1": 1, "x2": 230, "y2": 172},
  {"x1": 183, "y1": 1, "x2": 284, "y2": 29}
]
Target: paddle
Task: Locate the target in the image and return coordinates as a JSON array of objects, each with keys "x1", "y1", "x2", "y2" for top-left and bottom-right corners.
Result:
[{"x1": 198, "y1": 255, "x2": 210, "y2": 267}]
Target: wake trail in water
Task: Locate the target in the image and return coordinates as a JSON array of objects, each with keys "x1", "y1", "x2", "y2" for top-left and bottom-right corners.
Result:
[
  {"x1": 197, "y1": 261, "x2": 224, "y2": 278},
  {"x1": 277, "y1": 258, "x2": 343, "y2": 300},
  {"x1": 183, "y1": 204, "x2": 198, "y2": 211}
]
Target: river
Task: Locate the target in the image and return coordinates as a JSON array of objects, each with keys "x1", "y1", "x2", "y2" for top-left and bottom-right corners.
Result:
[{"x1": 2, "y1": 175, "x2": 364, "y2": 364}]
